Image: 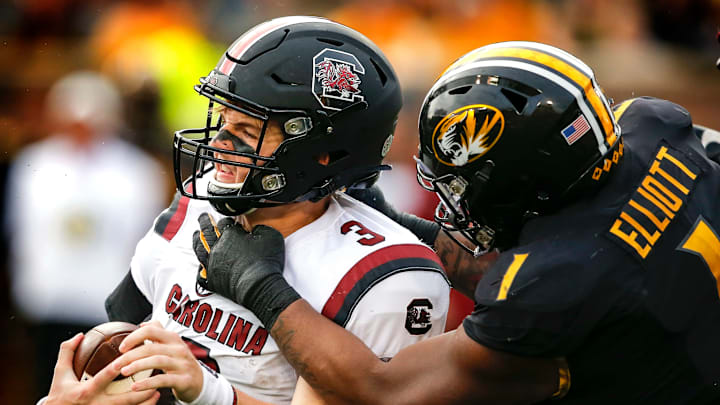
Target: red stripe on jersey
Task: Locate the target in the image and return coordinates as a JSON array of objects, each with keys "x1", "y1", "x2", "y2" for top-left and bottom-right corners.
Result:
[
  {"x1": 219, "y1": 19, "x2": 290, "y2": 74},
  {"x1": 162, "y1": 196, "x2": 190, "y2": 241},
  {"x1": 321, "y1": 244, "x2": 441, "y2": 319},
  {"x1": 184, "y1": 181, "x2": 195, "y2": 194}
]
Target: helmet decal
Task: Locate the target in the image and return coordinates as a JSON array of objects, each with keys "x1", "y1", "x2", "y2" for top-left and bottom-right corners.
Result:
[
  {"x1": 561, "y1": 114, "x2": 591, "y2": 145},
  {"x1": 312, "y1": 48, "x2": 365, "y2": 111},
  {"x1": 432, "y1": 104, "x2": 504, "y2": 166}
]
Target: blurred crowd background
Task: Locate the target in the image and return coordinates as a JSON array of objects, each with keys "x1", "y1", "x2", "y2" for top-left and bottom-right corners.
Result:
[{"x1": 1, "y1": 0, "x2": 719, "y2": 402}]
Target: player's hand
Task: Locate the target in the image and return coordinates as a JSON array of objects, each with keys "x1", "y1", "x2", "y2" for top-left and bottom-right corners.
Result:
[
  {"x1": 192, "y1": 217, "x2": 300, "y2": 329},
  {"x1": 346, "y1": 186, "x2": 440, "y2": 246},
  {"x1": 113, "y1": 321, "x2": 203, "y2": 403},
  {"x1": 193, "y1": 213, "x2": 236, "y2": 288},
  {"x1": 45, "y1": 333, "x2": 160, "y2": 405}
]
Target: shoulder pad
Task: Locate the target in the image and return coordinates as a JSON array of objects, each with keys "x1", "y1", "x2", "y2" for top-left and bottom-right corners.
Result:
[{"x1": 613, "y1": 97, "x2": 692, "y2": 135}]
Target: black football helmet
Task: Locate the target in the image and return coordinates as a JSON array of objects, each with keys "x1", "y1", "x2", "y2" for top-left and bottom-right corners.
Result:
[
  {"x1": 416, "y1": 41, "x2": 622, "y2": 253},
  {"x1": 173, "y1": 16, "x2": 401, "y2": 216}
]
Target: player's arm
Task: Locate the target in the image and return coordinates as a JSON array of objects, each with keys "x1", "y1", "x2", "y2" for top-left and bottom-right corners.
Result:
[
  {"x1": 273, "y1": 300, "x2": 560, "y2": 405},
  {"x1": 192, "y1": 221, "x2": 561, "y2": 404},
  {"x1": 433, "y1": 231, "x2": 499, "y2": 298},
  {"x1": 285, "y1": 256, "x2": 450, "y2": 404},
  {"x1": 106, "y1": 223, "x2": 171, "y2": 323},
  {"x1": 290, "y1": 377, "x2": 328, "y2": 405},
  {"x1": 105, "y1": 270, "x2": 152, "y2": 323}
]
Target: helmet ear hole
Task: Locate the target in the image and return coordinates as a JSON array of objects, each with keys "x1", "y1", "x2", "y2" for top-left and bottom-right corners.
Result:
[
  {"x1": 317, "y1": 37, "x2": 344, "y2": 46},
  {"x1": 271, "y1": 73, "x2": 303, "y2": 86},
  {"x1": 314, "y1": 153, "x2": 330, "y2": 166},
  {"x1": 448, "y1": 85, "x2": 471, "y2": 95},
  {"x1": 500, "y1": 88, "x2": 528, "y2": 113},
  {"x1": 370, "y1": 58, "x2": 388, "y2": 86},
  {"x1": 312, "y1": 150, "x2": 349, "y2": 166},
  {"x1": 327, "y1": 150, "x2": 350, "y2": 166}
]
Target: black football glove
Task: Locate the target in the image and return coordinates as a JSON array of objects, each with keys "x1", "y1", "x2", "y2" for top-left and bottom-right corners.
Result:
[
  {"x1": 347, "y1": 185, "x2": 440, "y2": 247},
  {"x1": 192, "y1": 213, "x2": 300, "y2": 329},
  {"x1": 193, "y1": 213, "x2": 236, "y2": 287}
]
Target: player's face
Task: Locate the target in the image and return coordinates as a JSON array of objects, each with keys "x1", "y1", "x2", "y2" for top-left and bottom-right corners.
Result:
[{"x1": 209, "y1": 108, "x2": 284, "y2": 185}]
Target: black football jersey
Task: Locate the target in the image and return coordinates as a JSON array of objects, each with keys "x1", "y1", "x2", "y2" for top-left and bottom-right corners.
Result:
[{"x1": 464, "y1": 97, "x2": 720, "y2": 404}]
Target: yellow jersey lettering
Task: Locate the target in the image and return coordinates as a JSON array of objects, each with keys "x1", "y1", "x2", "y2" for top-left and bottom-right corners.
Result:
[
  {"x1": 608, "y1": 144, "x2": 700, "y2": 260},
  {"x1": 610, "y1": 217, "x2": 652, "y2": 258},
  {"x1": 641, "y1": 176, "x2": 683, "y2": 212},
  {"x1": 649, "y1": 160, "x2": 690, "y2": 195},
  {"x1": 655, "y1": 146, "x2": 698, "y2": 180},
  {"x1": 628, "y1": 199, "x2": 670, "y2": 231},
  {"x1": 620, "y1": 211, "x2": 661, "y2": 246},
  {"x1": 637, "y1": 187, "x2": 675, "y2": 219}
]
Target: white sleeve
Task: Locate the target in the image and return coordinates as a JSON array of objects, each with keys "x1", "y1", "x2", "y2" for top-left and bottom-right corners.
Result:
[
  {"x1": 129, "y1": 228, "x2": 167, "y2": 302},
  {"x1": 343, "y1": 270, "x2": 450, "y2": 359}
]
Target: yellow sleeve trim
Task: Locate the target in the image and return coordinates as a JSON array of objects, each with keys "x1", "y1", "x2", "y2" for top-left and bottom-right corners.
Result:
[
  {"x1": 551, "y1": 358, "x2": 571, "y2": 400},
  {"x1": 496, "y1": 253, "x2": 528, "y2": 300},
  {"x1": 612, "y1": 98, "x2": 638, "y2": 121}
]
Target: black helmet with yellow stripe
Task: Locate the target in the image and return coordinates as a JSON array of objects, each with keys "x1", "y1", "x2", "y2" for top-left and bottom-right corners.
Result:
[{"x1": 416, "y1": 41, "x2": 622, "y2": 252}]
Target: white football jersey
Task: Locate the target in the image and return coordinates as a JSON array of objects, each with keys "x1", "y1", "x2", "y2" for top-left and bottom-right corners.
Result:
[{"x1": 130, "y1": 181, "x2": 450, "y2": 404}]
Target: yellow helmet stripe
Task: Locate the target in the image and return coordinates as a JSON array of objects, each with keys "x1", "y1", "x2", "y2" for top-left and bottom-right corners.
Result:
[
  {"x1": 463, "y1": 47, "x2": 616, "y2": 146},
  {"x1": 443, "y1": 41, "x2": 595, "y2": 78}
]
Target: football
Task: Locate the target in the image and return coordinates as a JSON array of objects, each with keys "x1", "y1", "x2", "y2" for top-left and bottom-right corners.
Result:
[{"x1": 72, "y1": 321, "x2": 152, "y2": 394}]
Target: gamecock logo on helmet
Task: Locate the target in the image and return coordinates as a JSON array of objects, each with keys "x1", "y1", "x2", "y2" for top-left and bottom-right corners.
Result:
[
  {"x1": 312, "y1": 48, "x2": 365, "y2": 111},
  {"x1": 432, "y1": 104, "x2": 505, "y2": 167}
]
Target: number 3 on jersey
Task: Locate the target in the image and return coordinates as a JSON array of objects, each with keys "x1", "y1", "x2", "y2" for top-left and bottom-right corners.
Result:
[
  {"x1": 341, "y1": 220, "x2": 385, "y2": 246},
  {"x1": 678, "y1": 216, "x2": 720, "y2": 299}
]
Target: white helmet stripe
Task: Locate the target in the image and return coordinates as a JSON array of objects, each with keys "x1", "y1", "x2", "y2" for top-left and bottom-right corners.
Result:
[{"x1": 477, "y1": 41, "x2": 594, "y2": 77}]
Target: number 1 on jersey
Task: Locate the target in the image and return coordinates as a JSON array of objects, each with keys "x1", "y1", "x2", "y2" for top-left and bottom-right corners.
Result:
[{"x1": 678, "y1": 216, "x2": 720, "y2": 299}]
